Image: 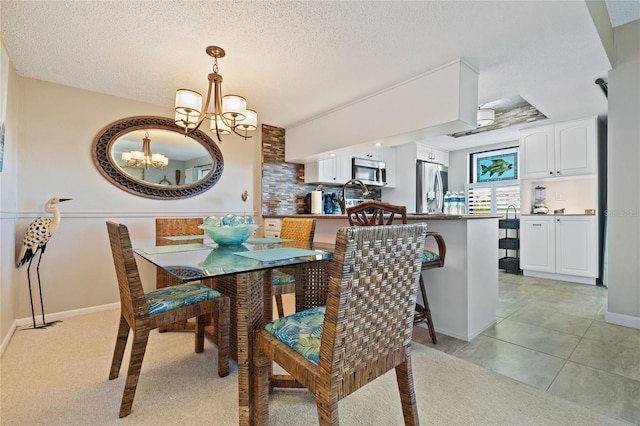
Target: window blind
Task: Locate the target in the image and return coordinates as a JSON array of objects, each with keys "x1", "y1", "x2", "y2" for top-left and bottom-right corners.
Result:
[{"x1": 465, "y1": 181, "x2": 520, "y2": 215}]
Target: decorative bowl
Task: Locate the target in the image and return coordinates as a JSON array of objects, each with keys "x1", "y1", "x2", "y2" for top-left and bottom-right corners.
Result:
[{"x1": 198, "y1": 223, "x2": 260, "y2": 246}]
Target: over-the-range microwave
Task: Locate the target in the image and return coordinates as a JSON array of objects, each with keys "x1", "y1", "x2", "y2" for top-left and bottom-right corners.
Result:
[{"x1": 352, "y1": 157, "x2": 386, "y2": 187}]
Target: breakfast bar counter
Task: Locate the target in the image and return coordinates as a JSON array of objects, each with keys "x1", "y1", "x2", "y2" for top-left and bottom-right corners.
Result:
[{"x1": 264, "y1": 213, "x2": 501, "y2": 341}]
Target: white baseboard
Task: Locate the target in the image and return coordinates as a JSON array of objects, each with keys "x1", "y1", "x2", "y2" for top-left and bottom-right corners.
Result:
[
  {"x1": 14, "y1": 302, "x2": 120, "y2": 327},
  {"x1": 1, "y1": 303, "x2": 121, "y2": 358},
  {"x1": 0, "y1": 321, "x2": 18, "y2": 358},
  {"x1": 605, "y1": 311, "x2": 640, "y2": 330},
  {"x1": 523, "y1": 270, "x2": 596, "y2": 285}
]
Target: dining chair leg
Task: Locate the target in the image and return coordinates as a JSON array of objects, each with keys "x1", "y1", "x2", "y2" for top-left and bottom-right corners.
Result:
[
  {"x1": 216, "y1": 298, "x2": 230, "y2": 377},
  {"x1": 253, "y1": 350, "x2": 271, "y2": 425},
  {"x1": 418, "y1": 275, "x2": 437, "y2": 344},
  {"x1": 395, "y1": 356, "x2": 419, "y2": 426},
  {"x1": 109, "y1": 316, "x2": 130, "y2": 380},
  {"x1": 316, "y1": 394, "x2": 339, "y2": 426},
  {"x1": 274, "y1": 294, "x2": 285, "y2": 318},
  {"x1": 195, "y1": 314, "x2": 206, "y2": 353},
  {"x1": 119, "y1": 328, "x2": 150, "y2": 418}
]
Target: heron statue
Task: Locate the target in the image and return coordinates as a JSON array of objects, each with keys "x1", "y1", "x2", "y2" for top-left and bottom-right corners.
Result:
[{"x1": 16, "y1": 197, "x2": 72, "y2": 329}]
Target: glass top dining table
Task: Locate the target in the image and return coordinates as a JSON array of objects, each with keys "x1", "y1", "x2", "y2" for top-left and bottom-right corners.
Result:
[{"x1": 134, "y1": 237, "x2": 333, "y2": 425}]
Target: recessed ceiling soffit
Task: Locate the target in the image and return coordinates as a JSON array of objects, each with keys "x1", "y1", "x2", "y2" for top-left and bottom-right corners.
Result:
[{"x1": 448, "y1": 94, "x2": 548, "y2": 138}]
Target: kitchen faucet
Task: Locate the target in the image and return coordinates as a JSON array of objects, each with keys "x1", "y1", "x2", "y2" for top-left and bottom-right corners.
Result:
[{"x1": 338, "y1": 179, "x2": 370, "y2": 214}]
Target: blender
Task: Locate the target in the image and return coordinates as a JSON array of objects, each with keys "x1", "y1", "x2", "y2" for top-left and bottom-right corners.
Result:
[{"x1": 532, "y1": 185, "x2": 549, "y2": 214}]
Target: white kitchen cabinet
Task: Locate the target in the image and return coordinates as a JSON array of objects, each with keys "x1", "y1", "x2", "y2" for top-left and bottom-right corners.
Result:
[
  {"x1": 355, "y1": 148, "x2": 383, "y2": 161},
  {"x1": 520, "y1": 117, "x2": 597, "y2": 179},
  {"x1": 555, "y1": 119, "x2": 597, "y2": 176},
  {"x1": 521, "y1": 215, "x2": 597, "y2": 283},
  {"x1": 555, "y1": 215, "x2": 597, "y2": 277},
  {"x1": 337, "y1": 155, "x2": 352, "y2": 182},
  {"x1": 304, "y1": 155, "x2": 351, "y2": 185},
  {"x1": 521, "y1": 216, "x2": 556, "y2": 273},
  {"x1": 416, "y1": 144, "x2": 449, "y2": 167},
  {"x1": 382, "y1": 147, "x2": 396, "y2": 188}
]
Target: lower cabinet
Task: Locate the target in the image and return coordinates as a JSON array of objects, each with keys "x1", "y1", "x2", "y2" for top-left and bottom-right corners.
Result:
[{"x1": 521, "y1": 215, "x2": 597, "y2": 283}]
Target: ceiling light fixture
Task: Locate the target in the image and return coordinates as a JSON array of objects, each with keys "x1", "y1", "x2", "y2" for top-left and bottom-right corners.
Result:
[
  {"x1": 121, "y1": 131, "x2": 168, "y2": 169},
  {"x1": 174, "y1": 45, "x2": 257, "y2": 142},
  {"x1": 477, "y1": 107, "x2": 495, "y2": 127}
]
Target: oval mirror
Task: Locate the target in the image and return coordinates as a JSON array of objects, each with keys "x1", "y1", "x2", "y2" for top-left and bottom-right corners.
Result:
[{"x1": 92, "y1": 116, "x2": 224, "y2": 199}]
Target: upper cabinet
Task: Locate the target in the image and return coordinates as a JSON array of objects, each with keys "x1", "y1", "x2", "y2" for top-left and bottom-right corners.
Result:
[
  {"x1": 356, "y1": 148, "x2": 384, "y2": 161},
  {"x1": 381, "y1": 147, "x2": 396, "y2": 188},
  {"x1": 520, "y1": 117, "x2": 597, "y2": 179},
  {"x1": 305, "y1": 146, "x2": 397, "y2": 187},
  {"x1": 304, "y1": 155, "x2": 351, "y2": 185},
  {"x1": 416, "y1": 144, "x2": 449, "y2": 167}
]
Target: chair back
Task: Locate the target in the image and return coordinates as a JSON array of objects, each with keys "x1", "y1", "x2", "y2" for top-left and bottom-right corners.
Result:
[
  {"x1": 155, "y1": 218, "x2": 205, "y2": 290},
  {"x1": 347, "y1": 200, "x2": 407, "y2": 226},
  {"x1": 321, "y1": 223, "x2": 426, "y2": 398},
  {"x1": 106, "y1": 221, "x2": 148, "y2": 324},
  {"x1": 279, "y1": 217, "x2": 316, "y2": 249},
  {"x1": 155, "y1": 217, "x2": 204, "y2": 246}
]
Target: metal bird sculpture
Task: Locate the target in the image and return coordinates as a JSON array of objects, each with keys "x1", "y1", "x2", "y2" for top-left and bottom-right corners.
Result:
[{"x1": 16, "y1": 197, "x2": 72, "y2": 329}]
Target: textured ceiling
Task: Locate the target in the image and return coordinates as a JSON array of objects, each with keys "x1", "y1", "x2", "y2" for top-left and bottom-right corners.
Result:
[{"x1": 0, "y1": 1, "x2": 629, "y2": 151}]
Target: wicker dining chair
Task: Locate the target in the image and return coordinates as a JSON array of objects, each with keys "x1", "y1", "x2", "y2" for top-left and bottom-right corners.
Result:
[
  {"x1": 155, "y1": 217, "x2": 204, "y2": 331},
  {"x1": 106, "y1": 221, "x2": 230, "y2": 418},
  {"x1": 347, "y1": 200, "x2": 446, "y2": 344},
  {"x1": 254, "y1": 224, "x2": 427, "y2": 425},
  {"x1": 272, "y1": 217, "x2": 316, "y2": 318}
]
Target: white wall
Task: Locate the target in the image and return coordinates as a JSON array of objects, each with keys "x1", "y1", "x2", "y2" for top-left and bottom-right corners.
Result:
[
  {"x1": 1, "y1": 76, "x2": 261, "y2": 344},
  {"x1": 0, "y1": 39, "x2": 20, "y2": 346},
  {"x1": 606, "y1": 20, "x2": 640, "y2": 328}
]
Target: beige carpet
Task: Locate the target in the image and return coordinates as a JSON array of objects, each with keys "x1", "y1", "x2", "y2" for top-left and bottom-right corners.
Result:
[{"x1": 0, "y1": 309, "x2": 627, "y2": 425}]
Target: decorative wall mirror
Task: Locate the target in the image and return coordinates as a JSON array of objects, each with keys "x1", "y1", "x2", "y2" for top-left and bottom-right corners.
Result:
[{"x1": 92, "y1": 116, "x2": 224, "y2": 199}]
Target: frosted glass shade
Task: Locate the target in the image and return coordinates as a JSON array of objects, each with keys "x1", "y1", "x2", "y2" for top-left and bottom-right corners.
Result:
[
  {"x1": 222, "y1": 95, "x2": 246, "y2": 120},
  {"x1": 175, "y1": 89, "x2": 203, "y2": 115},
  {"x1": 151, "y1": 153, "x2": 168, "y2": 166},
  {"x1": 477, "y1": 108, "x2": 495, "y2": 127},
  {"x1": 237, "y1": 109, "x2": 258, "y2": 132}
]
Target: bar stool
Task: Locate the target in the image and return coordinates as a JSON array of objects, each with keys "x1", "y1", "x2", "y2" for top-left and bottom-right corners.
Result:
[
  {"x1": 414, "y1": 232, "x2": 446, "y2": 344},
  {"x1": 346, "y1": 200, "x2": 445, "y2": 344}
]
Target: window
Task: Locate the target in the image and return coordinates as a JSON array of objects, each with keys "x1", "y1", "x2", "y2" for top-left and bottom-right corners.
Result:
[{"x1": 466, "y1": 147, "x2": 520, "y2": 215}]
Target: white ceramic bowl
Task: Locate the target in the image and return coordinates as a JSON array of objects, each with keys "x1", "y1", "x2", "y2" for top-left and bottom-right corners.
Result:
[{"x1": 198, "y1": 223, "x2": 260, "y2": 245}]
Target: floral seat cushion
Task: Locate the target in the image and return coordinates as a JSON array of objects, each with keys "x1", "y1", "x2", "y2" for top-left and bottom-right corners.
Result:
[
  {"x1": 272, "y1": 270, "x2": 296, "y2": 286},
  {"x1": 264, "y1": 306, "x2": 325, "y2": 365},
  {"x1": 422, "y1": 250, "x2": 440, "y2": 264},
  {"x1": 146, "y1": 283, "x2": 222, "y2": 315}
]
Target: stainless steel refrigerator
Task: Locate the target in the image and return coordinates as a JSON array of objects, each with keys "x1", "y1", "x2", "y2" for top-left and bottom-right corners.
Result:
[{"x1": 416, "y1": 160, "x2": 448, "y2": 214}]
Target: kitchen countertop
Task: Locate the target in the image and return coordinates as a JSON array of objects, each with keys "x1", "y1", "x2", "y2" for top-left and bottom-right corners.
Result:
[
  {"x1": 520, "y1": 213, "x2": 597, "y2": 216},
  {"x1": 263, "y1": 213, "x2": 503, "y2": 220}
]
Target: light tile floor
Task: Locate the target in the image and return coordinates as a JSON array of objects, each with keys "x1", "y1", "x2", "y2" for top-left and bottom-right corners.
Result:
[{"x1": 412, "y1": 272, "x2": 640, "y2": 425}]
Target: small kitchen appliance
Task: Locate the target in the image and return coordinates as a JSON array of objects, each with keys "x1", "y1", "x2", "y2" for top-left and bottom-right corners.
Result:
[
  {"x1": 532, "y1": 185, "x2": 549, "y2": 214},
  {"x1": 352, "y1": 157, "x2": 386, "y2": 187}
]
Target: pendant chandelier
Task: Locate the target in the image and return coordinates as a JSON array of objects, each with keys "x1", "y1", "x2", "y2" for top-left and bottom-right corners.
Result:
[
  {"x1": 477, "y1": 107, "x2": 496, "y2": 127},
  {"x1": 121, "y1": 131, "x2": 169, "y2": 169},
  {"x1": 174, "y1": 45, "x2": 257, "y2": 142}
]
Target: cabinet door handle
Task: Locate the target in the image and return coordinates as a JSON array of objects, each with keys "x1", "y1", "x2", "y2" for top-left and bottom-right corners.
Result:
[
  {"x1": 557, "y1": 219, "x2": 560, "y2": 222},
  {"x1": 557, "y1": 171, "x2": 561, "y2": 174},
  {"x1": 533, "y1": 224, "x2": 542, "y2": 227},
  {"x1": 549, "y1": 171, "x2": 553, "y2": 175}
]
